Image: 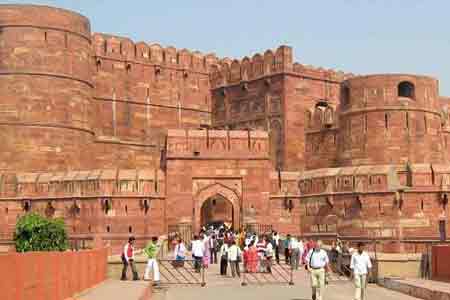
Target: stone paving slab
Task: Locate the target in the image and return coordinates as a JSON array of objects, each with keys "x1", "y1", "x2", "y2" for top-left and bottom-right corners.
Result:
[
  {"x1": 75, "y1": 279, "x2": 151, "y2": 300},
  {"x1": 152, "y1": 263, "x2": 421, "y2": 300}
]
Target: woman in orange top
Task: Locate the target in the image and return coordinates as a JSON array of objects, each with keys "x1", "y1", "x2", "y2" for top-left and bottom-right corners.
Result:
[{"x1": 247, "y1": 241, "x2": 258, "y2": 273}]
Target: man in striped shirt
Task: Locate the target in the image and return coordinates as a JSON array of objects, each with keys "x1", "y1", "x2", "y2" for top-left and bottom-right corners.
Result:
[{"x1": 256, "y1": 236, "x2": 267, "y2": 272}]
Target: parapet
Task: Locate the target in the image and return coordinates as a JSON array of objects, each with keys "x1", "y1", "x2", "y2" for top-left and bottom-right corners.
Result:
[
  {"x1": 209, "y1": 45, "x2": 354, "y2": 88},
  {"x1": 292, "y1": 63, "x2": 354, "y2": 82},
  {"x1": 92, "y1": 33, "x2": 219, "y2": 73},
  {"x1": 298, "y1": 165, "x2": 400, "y2": 196},
  {"x1": 166, "y1": 129, "x2": 269, "y2": 159},
  {"x1": 0, "y1": 169, "x2": 165, "y2": 198},
  {"x1": 0, "y1": 4, "x2": 91, "y2": 39},
  {"x1": 343, "y1": 74, "x2": 440, "y2": 110},
  {"x1": 210, "y1": 46, "x2": 293, "y2": 87}
]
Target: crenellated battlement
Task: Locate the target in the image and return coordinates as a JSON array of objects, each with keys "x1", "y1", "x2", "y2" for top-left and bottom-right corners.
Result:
[
  {"x1": 209, "y1": 45, "x2": 293, "y2": 87},
  {"x1": 166, "y1": 129, "x2": 269, "y2": 159},
  {"x1": 292, "y1": 63, "x2": 354, "y2": 82},
  {"x1": 209, "y1": 45, "x2": 354, "y2": 88},
  {"x1": 92, "y1": 33, "x2": 219, "y2": 74}
]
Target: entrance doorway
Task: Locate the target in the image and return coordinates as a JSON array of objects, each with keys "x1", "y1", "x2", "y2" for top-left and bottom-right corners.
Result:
[{"x1": 200, "y1": 195, "x2": 234, "y2": 229}]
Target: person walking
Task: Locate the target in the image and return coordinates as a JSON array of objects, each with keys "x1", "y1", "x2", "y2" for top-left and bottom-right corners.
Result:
[
  {"x1": 256, "y1": 236, "x2": 267, "y2": 272},
  {"x1": 143, "y1": 236, "x2": 161, "y2": 286},
  {"x1": 243, "y1": 242, "x2": 250, "y2": 273},
  {"x1": 272, "y1": 231, "x2": 280, "y2": 264},
  {"x1": 173, "y1": 238, "x2": 186, "y2": 267},
  {"x1": 298, "y1": 239, "x2": 305, "y2": 266},
  {"x1": 210, "y1": 235, "x2": 218, "y2": 264},
  {"x1": 228, "y1": 240, "x2": 241, "y2": 278},
  {"x1": 265, "y1": 237, "x2": 274, "y2": 273},
  {"x1": 350, "y1": 242, "x2": 372, "y2": 300},
  {"x1": 191, "y1": 235, "x2": 205, "y2": 273},
  {"x1": 121, "y1": 236, "x2": 139, "y2": 281},
  {"x1": 247, "y1": 241, "x2": 258, "y2": 273},
  {"x1": 289, "y1": 237, "x2": 300, "y2": 270},
  {"x1": 219, "y1": 241, "x2": 229, "y2": 275},
  {"x1": 284, "y1": 234, "x2": 291, "y2": 265},
  {"x1": 302, "y1": 239, "x2": 314, "y2": 265},
  {"x1": 306, "y1": 240, "x2": 329, "y2": 300},
  {"x1": 203, "y1": 234, "x2": 211, "y2": 269}
]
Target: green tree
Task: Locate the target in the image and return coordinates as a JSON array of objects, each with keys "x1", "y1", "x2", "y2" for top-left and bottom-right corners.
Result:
[{"x1": 14, "y1": 213, "x2": 68, "y2": 252}]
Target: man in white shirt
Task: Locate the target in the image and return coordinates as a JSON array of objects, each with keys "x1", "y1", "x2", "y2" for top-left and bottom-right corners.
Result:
[
  {"x1": 298, "y1": 239, "x2": 305, "y2": 265},
  {"x1": 272, "y1": 231, "x2": 280, "y2": 264},
  {"x1": 227, "y1": 240, "x2": 241, "y2": 277},
  {"x1": 350, "y1": 242, "x2": 372, "y2": 300},
  {"x1": 191, "y1": 235, "x2": 205, "y2": 273},
  {"x1": 305, "y1": 240, "x2": 329, "y2": 300}
]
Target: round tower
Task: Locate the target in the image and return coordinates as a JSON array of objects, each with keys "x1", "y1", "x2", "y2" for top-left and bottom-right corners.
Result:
[
  {"x1": 338, "y1": 74, "x2": 444, "y2": 166},
  {"x1": 0, "y1": 5, "x2": 93, "y2": 172}
]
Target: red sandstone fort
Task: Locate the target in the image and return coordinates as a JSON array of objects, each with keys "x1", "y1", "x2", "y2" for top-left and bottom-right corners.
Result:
[{"x1": 0, "y1": 4, "x2": 449, "y2": 253}]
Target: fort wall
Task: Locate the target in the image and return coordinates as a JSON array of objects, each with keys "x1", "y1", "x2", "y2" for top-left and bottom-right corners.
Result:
[
  {"x1": 338, "y1": 74, "x2": 444, "y2": 166},
  {"x1": 91, "y1": 33, "x2": 215, "y2": 143},
  {"x1": 1, "y1": 4, "x2": 450, "y2": 254},
  {"x1": 0, "y1": 4, "x2": 94, "y2": 172},
  {"x1": 210, "y1": 46, "x2": 351, "y2": 170}
]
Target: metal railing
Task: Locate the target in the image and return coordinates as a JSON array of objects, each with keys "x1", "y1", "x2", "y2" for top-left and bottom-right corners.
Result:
[
  {"x1": 240, "y1": 258, "x2": 294, "y2": 286},
  {"x1": 158, "y1": 259, "x2": 206, "y2": 286}
]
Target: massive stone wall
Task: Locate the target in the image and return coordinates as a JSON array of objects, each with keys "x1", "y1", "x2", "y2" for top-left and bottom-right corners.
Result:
[
  {"x1": 210, "y1": 46, "x2": 352, "y2": 170},
  {"x1": 338, "y1": 74, "x2": 445, "y2": 166},
  {"x1": 91, "y1": 33, "x2": 215, "y2": 138},
  {"x1": 1, "y1": 4, "x2": 450, "y2": 254},
  {"x1": 165, "y1": 129, "x2": 271, "y2": 233},
  {"x1": 0, "y1": 5, "x2": 94, "y2": 172}
]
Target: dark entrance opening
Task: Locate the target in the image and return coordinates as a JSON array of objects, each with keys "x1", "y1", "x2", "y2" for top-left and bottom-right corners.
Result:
[{"x1": 200, "y1": 195, "x2": 234, "y2": 229}]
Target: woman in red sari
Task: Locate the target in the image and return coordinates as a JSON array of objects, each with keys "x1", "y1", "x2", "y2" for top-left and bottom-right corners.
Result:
[{"x1": 247, "y1": 241, "x2": 258, "y2": 273}]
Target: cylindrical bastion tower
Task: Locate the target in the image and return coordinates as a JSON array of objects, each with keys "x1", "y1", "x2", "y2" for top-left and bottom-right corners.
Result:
[
  {"x1": 338, "y1": 74, "x2": 445, "y2": 166},
  {"x1": 0, "y1": 5, "x2": 94, "y2": 172}
]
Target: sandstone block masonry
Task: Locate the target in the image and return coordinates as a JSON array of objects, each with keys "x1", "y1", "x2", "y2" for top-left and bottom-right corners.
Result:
[{"x1": 1, "y1": 4, "x2": 450, "y2": 253}]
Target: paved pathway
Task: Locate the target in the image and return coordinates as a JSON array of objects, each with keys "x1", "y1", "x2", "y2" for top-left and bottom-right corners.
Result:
[
  {"x1": 77, "y1": 262, "x2": 423, "y2": 300},
  {"x1": 76, "y1": 279, "x2": 150, "y2": 300},
  {"x1": 151, "y1": 263, "x2": 421, "y2": 300}
]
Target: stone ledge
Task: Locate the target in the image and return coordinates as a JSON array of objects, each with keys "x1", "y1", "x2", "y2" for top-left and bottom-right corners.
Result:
[{"x1": 379, "y1": 277, "x2": 450, "y2": 300}]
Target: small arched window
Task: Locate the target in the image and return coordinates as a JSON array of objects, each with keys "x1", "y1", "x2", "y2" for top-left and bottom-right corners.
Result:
[
  {"x1": 398, "y1": 81, "x2": 415, "y2": 99},
  {"x1": 342, "y1": 85, "x2": 350, "y2": 106}
]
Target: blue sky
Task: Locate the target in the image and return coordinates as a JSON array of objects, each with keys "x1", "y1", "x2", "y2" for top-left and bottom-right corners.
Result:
[{"x1": 4, "y1": 0, "x2": 450, "y2": 95}]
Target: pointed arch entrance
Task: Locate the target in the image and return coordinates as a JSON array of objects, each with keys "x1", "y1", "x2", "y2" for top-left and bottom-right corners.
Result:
[
  {"x1": 200, "y1": 195, "x2": 234, "y2": 228},
  {"x1": 194, "y1": 183, "x2": 240, "y2": 233}
]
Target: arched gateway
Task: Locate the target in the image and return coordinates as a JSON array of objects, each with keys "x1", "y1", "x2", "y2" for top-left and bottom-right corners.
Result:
[{"x1": 195, "y1": 183, "x2": 240, "y2": 232}]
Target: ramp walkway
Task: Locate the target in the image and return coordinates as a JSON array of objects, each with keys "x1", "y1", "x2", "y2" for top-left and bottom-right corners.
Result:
[{"x1": 74, "y1": 279, "x2": 152, "y2": 300}]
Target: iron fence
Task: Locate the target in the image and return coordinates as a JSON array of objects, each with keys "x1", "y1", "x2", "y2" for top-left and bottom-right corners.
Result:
[
  {"x1": 158, "y1": 259, "x2": 206, "y2": 286},
  {"x1": 240, "y1": 258, "x2": 294, "y2": 286}
]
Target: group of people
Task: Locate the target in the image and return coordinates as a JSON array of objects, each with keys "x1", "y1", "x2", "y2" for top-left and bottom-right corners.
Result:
[
  {"x1": 120, "y1": 236, "x2": 162, "y2": 286},
  {"x1": 303, "y1": 239, "x2": 372, "y2": 300},
  {"x1": 187, "y1": 226, "x2": 244, "y2": 277},
  {"x1": 121, "y1": 230, "x2": 373, "y2": 300}
]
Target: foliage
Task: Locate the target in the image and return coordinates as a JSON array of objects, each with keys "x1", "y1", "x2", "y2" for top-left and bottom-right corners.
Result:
[{"x1": 14, "y1": 213, "x2": 68, "y2": 252}]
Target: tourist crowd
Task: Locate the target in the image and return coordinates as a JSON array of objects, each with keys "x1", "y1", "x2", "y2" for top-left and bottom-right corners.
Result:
[{"x1": 120, "y1": 227, "x2": 373, "y2": 300}]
